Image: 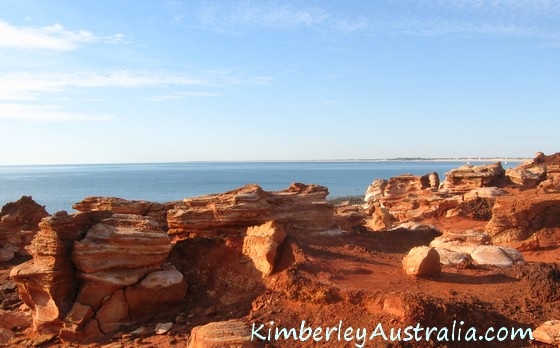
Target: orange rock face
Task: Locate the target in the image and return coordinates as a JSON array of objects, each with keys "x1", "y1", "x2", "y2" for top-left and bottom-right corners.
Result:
[
  {"x1": 0, "y1": 196, "x2": 49, "y2": 261},
  {"x1": 485, "y1": 191, "x2": 560, "y2": 243},
  {"x1": 242, "y1": 221, "x2": 286, "y2": 277}
]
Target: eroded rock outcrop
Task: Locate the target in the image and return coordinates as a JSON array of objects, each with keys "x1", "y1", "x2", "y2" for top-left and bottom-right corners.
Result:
[
  {"x1": 507, "y1": 152, "x2": 560, "y2": 189},
  {"x1": 0, "y1": 196, "x2": 49, "y2": 262},
  {"x1": 363, "y1": 173, "x2": 446, "y2": 228},
  {"x1": 11, "y1": 211, "x2": 186, "y2": 342},
  {"x1": 167, "y1": 183, "x2": 336, "y2": 240},
  {"x1": 485, "y1": 192, "x2": 560, "y2": 243},
  {"x1": 61, "y1": 214, "x2": 185, "y2": 340},
  {"x1": 334, "y1": 203, "x2": 366, "y2": 232},
  {"x1": 167, "y1": 184, "x2": 336, "y2": 313},
  {"x1": 10, "y1": 211, "x2": 103, "y2": 334},
  {"x1": 440, "y1": 162, "x2": 506, "y2": 193}
]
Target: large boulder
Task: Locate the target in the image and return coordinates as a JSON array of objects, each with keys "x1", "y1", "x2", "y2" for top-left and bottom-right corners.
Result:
[
  {"x1": 402, "y1": 246, "x2": 441, "y2": 277},
  {"x1": 364, "y1": 179, "x2": 388, "y2": 203},
  {"x1": 0, "y1": 196, "x2": 49, "y2": 261},
  {"x1": 470, "y1": 245, "x2": 524, "y2": 268},
  {"x1": 430, "y1": 231, "x2": 524, "y2": 268}
]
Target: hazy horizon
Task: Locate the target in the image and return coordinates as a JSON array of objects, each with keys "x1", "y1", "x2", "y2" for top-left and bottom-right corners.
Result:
[{"x1": 1, "y1": 1, "x2": 559, "y2": 165}]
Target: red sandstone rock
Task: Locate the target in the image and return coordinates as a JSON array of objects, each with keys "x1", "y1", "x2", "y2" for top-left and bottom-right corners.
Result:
[
  {"x1": 72, "y1": 214, "x2": 171, "y2": 273},
  {"x1": 440, "y1": 162, "x2": 506, "y2": 193},
  {"x1": 0, "y1": 196, "x2": 49, "y2": 261},
  {"x1": 430, "y1": 230, "x2": 491, "y2": 254},
  {"x1": 12, "y1": 211, "x2": 186, "y2": 342},
  {"x1": 62, "y1": 214, "x2": 184, "y2": 339},
  {"x1": 10, "y1": 211, "x2": 98, "y2": 334},
  {"x1": 167, "y1": 183, "x2": 336, "y2": 239},
  {"x1": 73, "y1": 196, "x2": 168, "y2": 228},
  {"x1": 506, "y1": 152, "x2": 560, "y2": 191}
]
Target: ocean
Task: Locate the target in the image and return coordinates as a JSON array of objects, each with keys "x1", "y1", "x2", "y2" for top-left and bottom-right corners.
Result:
[{"x1": 0, "y1": 161, "x2": 520, "y2": 213}]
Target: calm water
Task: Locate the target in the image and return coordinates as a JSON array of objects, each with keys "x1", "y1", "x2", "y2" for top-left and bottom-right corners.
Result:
[{"x1": 0, "y1": 161, "x2": 520, "y2": 213}]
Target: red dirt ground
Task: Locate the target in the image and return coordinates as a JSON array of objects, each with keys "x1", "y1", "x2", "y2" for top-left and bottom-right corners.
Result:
[{"x1": 2, "y1": 219, "x2": 558, "y2": 347}]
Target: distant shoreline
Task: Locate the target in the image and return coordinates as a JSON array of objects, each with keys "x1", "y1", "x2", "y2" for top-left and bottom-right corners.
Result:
[{"x1": 0, "y1": 158, "x2": 528, "y2": 167}]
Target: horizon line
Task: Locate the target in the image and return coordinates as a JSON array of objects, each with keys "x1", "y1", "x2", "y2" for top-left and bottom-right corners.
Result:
[{"x1": 0, "y1": 157, "x2": 530, "y2": 167}]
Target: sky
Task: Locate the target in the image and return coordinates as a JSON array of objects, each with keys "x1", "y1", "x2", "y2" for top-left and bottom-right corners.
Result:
[{"x1": 0, "y1": 0, "x2": 559, "y2": 164}]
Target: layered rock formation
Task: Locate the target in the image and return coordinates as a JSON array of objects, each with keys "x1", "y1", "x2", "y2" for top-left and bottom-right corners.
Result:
[
  {"x1": 363, "y1": 161, "x2": 538, "y2": 231},
  {"x1": 8, "y1": 183, "x2": 338, "y2": 342},
  {"x1": 10, "y1": 211, "x2": 101, "y2": 334},
  {"x1": 440, "y1": 162, "x2": 506, "y2": 193},
  {"x1": 0, "y1": 196, "x2": 49, "y2": 262},
  {"x1": 363, "y1": 173, "x2": 448, "y2": 228},
  {"x1": 73, "y1": 196, "x2": 169, "y2": 229},
  {"x1": 11, "y1": 211, "x2": 186, "y2": 342},
  {"x1": 167, "y1": 183, "x2": 336, "y2": 239}
]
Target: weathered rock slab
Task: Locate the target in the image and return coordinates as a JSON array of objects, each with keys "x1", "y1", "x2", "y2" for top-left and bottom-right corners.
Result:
[
  {"x1": 532, "y1": 320, "x2": 560, "y2": 346},
  {"x1": 187, "y1": 320, "x2": 262, "y2": 348}
]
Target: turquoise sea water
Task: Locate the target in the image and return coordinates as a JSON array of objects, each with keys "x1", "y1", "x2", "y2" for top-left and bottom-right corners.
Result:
[{"x1": 0, "y1": 161, "x2": 520, "y2": 213}]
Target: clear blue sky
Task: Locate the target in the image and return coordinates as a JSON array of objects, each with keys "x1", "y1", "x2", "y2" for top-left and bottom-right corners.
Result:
[{"x1": 1, "y1": 0, "x2": 559, "y2": 164}]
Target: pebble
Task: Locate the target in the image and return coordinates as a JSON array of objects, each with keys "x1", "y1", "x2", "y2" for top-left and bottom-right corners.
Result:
[{"x1": 155, "y1": 322, "x2": 173, "y2": 335}]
